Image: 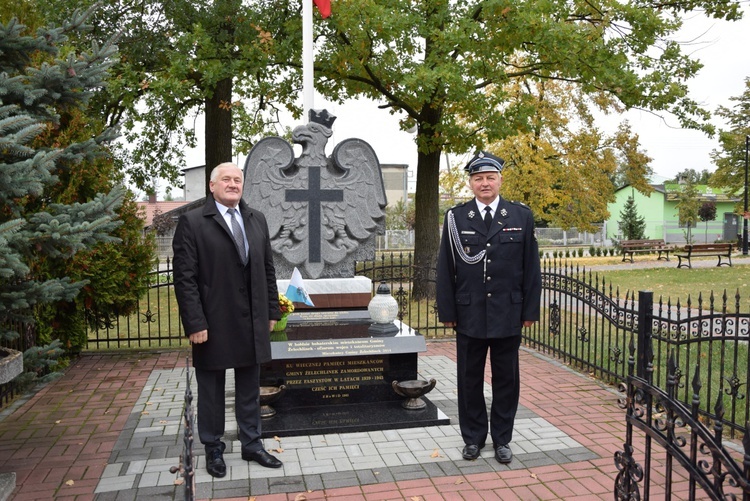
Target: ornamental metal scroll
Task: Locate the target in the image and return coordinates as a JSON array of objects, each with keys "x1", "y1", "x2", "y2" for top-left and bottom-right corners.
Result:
[
  {"x1": 652, "y1": 314, "x2": 750, "y2": 344},
  {"x1": 650, "y1": 291, "x2": 750, "y2": 345},
  {"x1": 170, "y1": 357, "x2": 196, "y2": 501},
  {"x1": 615, "y1": 350, "x2": 750, "y2": 500},
  {"x1": 542, "y1": 268, "x2": 638, "y2": 330}
]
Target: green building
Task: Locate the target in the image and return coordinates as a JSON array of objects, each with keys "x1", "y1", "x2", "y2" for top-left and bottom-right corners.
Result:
[{"x1": 606, "y1": 184, "x2": 741, "y2": 244}]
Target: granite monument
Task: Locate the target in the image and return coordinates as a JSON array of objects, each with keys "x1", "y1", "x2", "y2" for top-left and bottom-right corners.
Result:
[
  {"x1": 240, "y1": 110, "x2": 447, "y2": 436},
  {"x1": 243, "y1": 109, "x2": 386, "y2": 279}
]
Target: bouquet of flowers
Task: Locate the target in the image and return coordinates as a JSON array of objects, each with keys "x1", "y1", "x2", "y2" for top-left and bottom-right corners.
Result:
[{"x1": 274, "y1": 293, "x2": 295, "y2": 331}]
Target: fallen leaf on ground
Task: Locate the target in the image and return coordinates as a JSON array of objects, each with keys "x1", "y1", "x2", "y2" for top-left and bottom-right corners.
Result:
[
  {"x1": 65, "y1": 480, "x2": 74, "y2": 486},
  {"x1": 273, "y1": 448, "x2": 284, "y2": 453},
  {"x1": 293, "y1": 494, "x2": 307, "y2": 501},
  {"x1": 430, "y1": 449, "x2": 441, "y2": 458},
  {"x1": 454, "y1": 479, "x2": 464, "y2": 485},
  {"x1": 174, "y1": 478, "x2": 184, "y2": 485},
  {"x1": 530, "y1": 472, "x2": 538, "y2": 479}
]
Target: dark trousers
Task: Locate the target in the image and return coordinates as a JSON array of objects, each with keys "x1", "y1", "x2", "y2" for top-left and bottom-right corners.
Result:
[
  {"x1": 456, "y1": 333, "x2": 521, "y2": 447},
  {"x1": 195, "y1": 364, "x2": 262, "y2": 454}
]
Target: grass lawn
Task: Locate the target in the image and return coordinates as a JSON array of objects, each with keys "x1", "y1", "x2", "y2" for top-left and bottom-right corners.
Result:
[{"x1": 543, "y1": 254, "x2": 750, "y2": 308}]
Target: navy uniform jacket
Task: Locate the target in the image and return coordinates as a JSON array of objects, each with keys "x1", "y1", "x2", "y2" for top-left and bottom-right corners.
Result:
[{"x1": 436, "y1": 196, "x2": 542, "y2": 339}]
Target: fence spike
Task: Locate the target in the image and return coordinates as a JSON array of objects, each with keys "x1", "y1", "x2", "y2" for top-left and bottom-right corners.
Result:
[
  {"x1": 667, "y1": 350, "x2": 676, "y2": 398},
  {"x1": 714, "y1": 392, "x2": 725, "y2": 442},
  {"x1": 691, "y1": 362, "x2": 702, "y2": 418}
]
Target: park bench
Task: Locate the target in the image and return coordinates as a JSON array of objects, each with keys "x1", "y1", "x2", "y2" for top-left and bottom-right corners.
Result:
[
  {"x1": 620, "y1": 239, "x2": 674, "y2": 263},
  {"x1": 675, "y1": 243, "x2": 733, "y2": 269}
]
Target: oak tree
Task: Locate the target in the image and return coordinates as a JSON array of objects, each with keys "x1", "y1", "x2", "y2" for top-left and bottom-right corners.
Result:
[{"x1": 302, "y1": 0, "x2": 740, "y2": 297}]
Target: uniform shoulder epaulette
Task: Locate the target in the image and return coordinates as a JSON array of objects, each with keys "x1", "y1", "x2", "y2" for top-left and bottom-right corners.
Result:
[
  {"x1": 510, "y1": 200, "x2": 531, "y2": 210},
  {"x1": 452, "y1": 200, "x2": 471, "y2": 210}
]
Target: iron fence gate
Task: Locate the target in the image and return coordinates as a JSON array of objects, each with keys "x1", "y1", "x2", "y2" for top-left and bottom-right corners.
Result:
[
  {"x1": 81, "y1": 256, "x2": 750, "y2": 436},
  {"x1": 615, "y1": 341, "x2": 750, "y2": 500},
  {"x1": 524, "y1": 261, "x2": 750, "y2": 439}
]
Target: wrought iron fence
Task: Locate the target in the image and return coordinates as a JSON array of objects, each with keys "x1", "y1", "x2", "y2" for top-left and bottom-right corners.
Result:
[
  {"x1": 614, "y1": 341, "x2": 750, "y2": 499},
  {"x1": 82, "y1": 255, "x2": 750, "y2": 435},
  {"x1": 525, "y1": 261, "x2": 750, "y2": 438},
  {"x1": 86, "y1": 259, "x2": 187, "y2": 350},
  {"x1": 0, "y1": 321, "x2": 37, "y2": 407},
  {"x1": 170, "y1": 357, "x2": 195, "y2": 501}
]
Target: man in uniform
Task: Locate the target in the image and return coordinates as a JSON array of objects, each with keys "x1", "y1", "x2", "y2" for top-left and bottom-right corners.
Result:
[{"x1": 436, "y1": 151, "x2": 542, "y2": 464}]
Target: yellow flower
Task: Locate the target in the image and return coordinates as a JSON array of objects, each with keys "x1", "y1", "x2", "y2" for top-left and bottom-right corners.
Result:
[{"x1": 278, "y1": 293, "x2": 294, "y2": 315}]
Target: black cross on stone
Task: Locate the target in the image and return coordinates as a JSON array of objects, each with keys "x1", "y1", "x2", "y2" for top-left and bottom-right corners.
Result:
[{"x1": 285, "y1": 166, "x2": 344, "y2": 263}]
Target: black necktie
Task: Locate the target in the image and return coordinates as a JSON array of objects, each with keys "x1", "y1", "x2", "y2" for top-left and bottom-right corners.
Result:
[
  {"x1": 484, "y1": 206, "x2": 493, "y2": 230},
  {"x1": 227, "y1": 208, "x2": 247, "y2": 263}
]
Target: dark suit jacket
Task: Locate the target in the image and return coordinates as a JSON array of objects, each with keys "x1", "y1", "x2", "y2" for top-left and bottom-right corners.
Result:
[
  {"x1": 436, "y1": 196, "x2": 542, "y2": 339},
  {"x1": 173, "y1": 195, "x2": 281, "y2": 370}
]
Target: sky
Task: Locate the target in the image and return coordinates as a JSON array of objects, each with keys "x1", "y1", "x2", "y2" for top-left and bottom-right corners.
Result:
[{"x1": 177, "y1": 6, "x2": 750, "y2": 197}]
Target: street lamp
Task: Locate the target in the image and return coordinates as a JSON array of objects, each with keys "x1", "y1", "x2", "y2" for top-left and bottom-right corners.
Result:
[{"x1": 744, "y1": 135, "x2": 749, "y2": 255}]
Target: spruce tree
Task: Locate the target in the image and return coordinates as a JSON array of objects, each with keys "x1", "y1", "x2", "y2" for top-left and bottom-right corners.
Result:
[
  {"x1": 0, "y1": 11, "x2": 124, "y2": 343},
  {"x1": 618, "y1": 195, "x2": 647, "y2": 241}
]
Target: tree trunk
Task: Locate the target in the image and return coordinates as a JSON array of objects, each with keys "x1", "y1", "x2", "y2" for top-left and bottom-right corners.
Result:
[
  {"x1": 204, "y1": 77, "x2": 234, "y2": 195},
  {"x1": 410, "y1": 147, "x2": 442, "y2": 300}
]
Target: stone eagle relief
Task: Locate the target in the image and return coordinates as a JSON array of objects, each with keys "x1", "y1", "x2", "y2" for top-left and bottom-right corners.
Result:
[{"x1": 242, "y1": 110, "x2": 387, "y2": 279}]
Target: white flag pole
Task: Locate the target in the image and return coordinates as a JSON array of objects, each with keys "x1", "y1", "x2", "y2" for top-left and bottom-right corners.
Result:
[{"x1": 302, "y1": 0, "x2": 314, "y2": 123}]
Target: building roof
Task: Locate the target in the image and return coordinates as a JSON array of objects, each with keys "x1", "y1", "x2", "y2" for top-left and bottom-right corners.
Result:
[
  {"x1": 616, "y1": 183, "x2": 739, "y2": 203},
  {"x1": 662, "y1": 183, "x2": 739, "y2": 203},
  {"x1": 136, "y1": 201, "x2": 191, "y2": 227}
]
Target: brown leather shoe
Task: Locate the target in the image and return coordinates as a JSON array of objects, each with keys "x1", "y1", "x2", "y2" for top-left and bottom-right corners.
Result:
[
  {"x1": 494, "y1": 444, "x2": 513, "y2": 463},
  {"x1": 242, "y1": 449, "x2": 283, "y2": 468}
]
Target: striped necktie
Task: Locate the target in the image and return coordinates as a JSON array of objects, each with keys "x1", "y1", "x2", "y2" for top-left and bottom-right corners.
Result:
[{"x1": 227, "y1": 208, "x2": 247, "y2": 263}]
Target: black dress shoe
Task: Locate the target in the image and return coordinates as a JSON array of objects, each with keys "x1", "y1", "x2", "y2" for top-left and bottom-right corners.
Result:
[
  {"x1": 494, "y1": 444, "x2": 513, "y2": 464},
  {"x1": 206, "y1": 449, "x2": 227, "y2": 478},
  {"x1": 242, "y1": 449, "x2": 283, "y2": 468},
  {"x1": 462, "y1": 444, "x2": 484, "y2": 460}
]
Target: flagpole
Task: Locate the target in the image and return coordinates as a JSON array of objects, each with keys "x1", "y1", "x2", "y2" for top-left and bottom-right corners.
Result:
[{"x1": 302, "y1": 0, "x2": 314, "y2": 123}]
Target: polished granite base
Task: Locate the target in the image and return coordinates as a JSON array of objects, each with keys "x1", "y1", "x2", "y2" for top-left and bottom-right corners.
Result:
[{"x1": 260, "y1": 397, "x2": 450, "y2": 438}]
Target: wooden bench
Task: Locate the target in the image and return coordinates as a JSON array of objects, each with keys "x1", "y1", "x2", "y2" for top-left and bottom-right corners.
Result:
[
  {"x1": 675, "y1": 243, "x2": 733, "y2": 269},
  {"x1": 620, "y1": 239, "x2": 674, "y2": 262}
]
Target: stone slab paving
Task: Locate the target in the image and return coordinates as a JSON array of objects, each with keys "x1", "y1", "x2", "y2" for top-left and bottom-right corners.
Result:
[
  {"x1": 0, "y1": 341, "x2": 652, "y2": 500},
  {"x1": 93, "y1": 352, "x2": 597, "y2": 500}
]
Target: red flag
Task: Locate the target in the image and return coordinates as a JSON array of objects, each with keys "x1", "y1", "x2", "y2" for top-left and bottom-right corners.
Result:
[{"x1": 313, "y1": 0, "x2": 331, "y2": 18}]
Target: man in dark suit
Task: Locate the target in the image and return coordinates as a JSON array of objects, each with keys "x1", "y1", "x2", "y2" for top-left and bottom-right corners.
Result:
[
  {"x1": 436, "y1": 151, "x2": 542, "y2": 464},
  {"x1": 173, "y1": 162, "x2": 283, "y2": 477}
]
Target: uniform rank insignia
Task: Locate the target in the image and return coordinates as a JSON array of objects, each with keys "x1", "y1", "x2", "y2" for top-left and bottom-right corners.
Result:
[
  {"x1": 502, "y1": 227, "x2": 522, "y2": 232},
  {"x1": 500, "y1": 208, "x2": 508, "y2": 217},
  {"x1": 468, "y1": 210, "x2": 476, "y2": 219}
]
